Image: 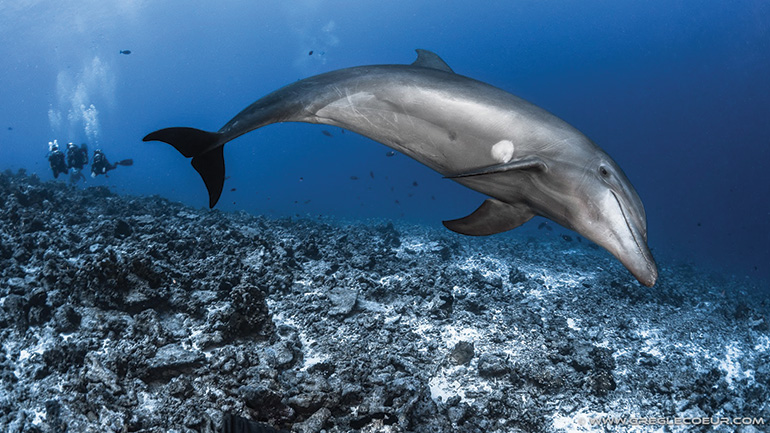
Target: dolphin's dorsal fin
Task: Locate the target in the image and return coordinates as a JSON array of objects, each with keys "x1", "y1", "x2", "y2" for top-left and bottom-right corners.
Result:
[
  {"x1": 412, "y1": 49, "x2": 454, "y2": 73},
  {"x1": 443, "y1": 199, "x2": 534, "y2": 236},
  {"x1": 445, "y1": 156, "x2": 546, "y2": 179}
]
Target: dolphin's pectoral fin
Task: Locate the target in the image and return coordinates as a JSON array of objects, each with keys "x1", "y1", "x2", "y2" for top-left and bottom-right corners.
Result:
[
  {"x1": 443, "y1": 199, "x2": 535, "y2": 236},
  {"x1": 411, "y1": 49, "x2": 454, "y2": 73},
  {"x1": 445, "y1": 156, "x2": 546, "y2": 179}
]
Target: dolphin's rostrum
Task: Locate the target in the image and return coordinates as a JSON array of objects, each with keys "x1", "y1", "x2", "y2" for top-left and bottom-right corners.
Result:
[{"x1": 143, "y1": 50, "x2": 658, "y2": 286}]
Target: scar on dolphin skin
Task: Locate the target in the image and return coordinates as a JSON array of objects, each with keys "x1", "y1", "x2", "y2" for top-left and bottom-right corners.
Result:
[
  {"x1": 490, "y1": 140, "x2": 515, "y2": 163},
  {"x1": 143, "y1": 49, "x2": 658, "y2": 286}
]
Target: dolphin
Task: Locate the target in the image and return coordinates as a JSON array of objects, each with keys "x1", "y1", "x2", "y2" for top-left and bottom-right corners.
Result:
[{"x1": 143, "y1": 49, "x2": 658, "y2": 286}]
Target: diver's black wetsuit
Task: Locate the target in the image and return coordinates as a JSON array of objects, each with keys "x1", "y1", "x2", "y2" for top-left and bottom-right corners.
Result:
[
  {"x1": 67, "y1": 144, "x2": 88, "y2": 171},
  {"x1": 91, "y1": 151, "x2": 117, "y2": 177},
  {"x1": 48, "y1": 149, "x2": 68, "y2": 178}
]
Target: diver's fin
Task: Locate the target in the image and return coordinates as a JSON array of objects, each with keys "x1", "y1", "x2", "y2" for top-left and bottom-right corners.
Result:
[
  {"x1": 116, "y1": 159, "x2": 133, "y2": 166},
  {"x1": 143, "y1": 127, "x2": 222, "y2": 158},
  {"x1": 445, "y1": 156, "x2": 546, "y2": 179},
  {"x1": 443, "y1": 199, "x2": 534, "y2": 236},
  {"x1": 143, "y1": 127, "x2": 225, "y2": 208},
  {"x1": 412, "y1": 49, "x2": 454, "y2": 73},
  {"x1": 191, "y1": 147, "x2": 225, "y2": 208}
]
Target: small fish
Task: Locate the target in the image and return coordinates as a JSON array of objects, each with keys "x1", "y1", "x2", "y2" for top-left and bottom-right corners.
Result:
[
  {"x1": 370, "y1": 171, "x2": 374, "y2": 179},
  {"x1": 538, "y1": 222, "x2": 547, "y2": 230},
  {"x1": 561, "y1": 235, "x2": 573, "y2": 242},
  {"x1": 321, "y1": 130, "x2": 333, "y2": 137},
  {"x1": 412, "y1": 181, "x2": 418, "y2": 187},
  {"x1": 309, "y1": 50, "x2": 313, "y2": 56},
  {"x1": 299, "y1": 177, "x2": 304, "y2": 181},
  {"x1": 340, "y1": 129, "x2": 345, "y2": 134},
  {"x1": 230, "y1": 188, "x2": 236, "y2": 192},
  {"x1": 431, "y1": 196, "x2": 435, "y2": 200},
  {"x1": 304, "y1": 200, "x2": 311, "y2": 204},
  {"x1": 350, "y1": 176, "x2": 359, "y2": 180},
  {"x1": 224, "y1": 176, "x2": 231, "y2": 180},
  {"x1": 385, "y1": 151, "x2": 396, "y2": 157},
  {"x1": 395, "y1": 200, "x2": 400, "y2": 205},
  {"x1": 119, "y1": 50, "x2": 131, "y2": 55},
  {"x1": 7, "y1": 127, "x2": 12, "y2": 130}
]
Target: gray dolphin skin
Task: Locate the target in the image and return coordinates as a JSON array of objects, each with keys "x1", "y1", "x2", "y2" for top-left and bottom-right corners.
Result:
[{"x1": 143, "y1": 49, "x2": 658, "y2": 286}]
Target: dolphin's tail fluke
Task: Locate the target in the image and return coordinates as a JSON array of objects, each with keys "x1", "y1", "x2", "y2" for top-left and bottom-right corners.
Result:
[{"x1": 143, "y1": 127, "x2": 225, "y2": 208}]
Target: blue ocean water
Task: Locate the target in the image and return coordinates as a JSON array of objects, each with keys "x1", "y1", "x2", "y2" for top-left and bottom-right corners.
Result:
[{"x1": 0, "y1": 0, "x2": 768, "y2": 287}]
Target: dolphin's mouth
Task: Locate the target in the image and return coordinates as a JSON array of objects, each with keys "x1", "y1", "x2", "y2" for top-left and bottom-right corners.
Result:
[{"x1": 611, "y1": 191, "x2": 657, "y2": 286}]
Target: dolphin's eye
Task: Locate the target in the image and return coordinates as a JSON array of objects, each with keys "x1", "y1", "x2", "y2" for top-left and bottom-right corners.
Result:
[{"x1": 599, "y1": 166, "x2": 609, "y2": 177}]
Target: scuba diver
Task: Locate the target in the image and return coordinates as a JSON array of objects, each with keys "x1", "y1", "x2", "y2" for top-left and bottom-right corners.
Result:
[
  {"x1": 47, "y1": 140, "x2": 68, "y2": 179},
  {"x1": 66, "y1": 142, "x2": 88, "y2": 170},
  {"x1": 91, "y1": 149, "x2": 133, "y2": 177},
  {"x1": 66, "y1": 142, "x2": 89, "y2": 183}
]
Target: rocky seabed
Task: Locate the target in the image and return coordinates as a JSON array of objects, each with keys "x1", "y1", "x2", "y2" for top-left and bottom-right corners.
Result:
[{"x1": 1, "y1": 170, "x2": 768, "y2": 433}]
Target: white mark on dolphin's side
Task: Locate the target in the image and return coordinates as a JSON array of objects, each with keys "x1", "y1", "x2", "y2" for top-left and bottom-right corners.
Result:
[{"x1": 491, "y1": 140, "x2": 514, "y2": 163}]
